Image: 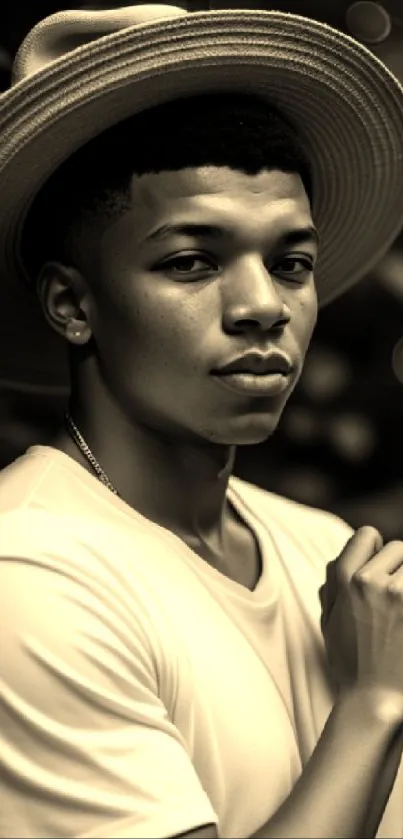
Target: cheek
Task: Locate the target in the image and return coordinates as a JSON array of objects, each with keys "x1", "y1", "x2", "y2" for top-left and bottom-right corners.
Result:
[
  {"x1": 295, "y1": 287, "x2": 318, "y2": 350},
  {"x1": 91, "y1": 279, "x2": 203, "y2": 375}
]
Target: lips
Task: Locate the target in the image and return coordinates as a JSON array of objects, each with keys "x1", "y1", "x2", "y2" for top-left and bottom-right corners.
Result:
[
  {"x1": 213, "y1": 370, "x2": 290, "y2": 398},
  {"x1": 213, "y1": 351, "x2": 292, "y2": 377}
]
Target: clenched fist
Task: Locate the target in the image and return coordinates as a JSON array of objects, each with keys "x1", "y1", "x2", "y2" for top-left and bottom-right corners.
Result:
[{"x1": 319, "y1": 526, "x2": 403, "y2": 720}]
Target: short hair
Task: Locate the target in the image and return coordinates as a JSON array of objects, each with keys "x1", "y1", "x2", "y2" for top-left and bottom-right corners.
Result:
[{"x1": 22, "y1": 92, "x2": 313, "y2": 282}]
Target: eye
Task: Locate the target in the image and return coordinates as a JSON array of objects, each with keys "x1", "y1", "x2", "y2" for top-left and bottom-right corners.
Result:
[
  {"x1": 157, "y1": 253, "x2": 218, "y2": 277},
  {"x1": 272, "y1": 256, "x2": 314, "y2": 279}
]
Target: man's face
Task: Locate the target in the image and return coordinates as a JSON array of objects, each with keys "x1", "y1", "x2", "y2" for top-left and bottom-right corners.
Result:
[{"x1": 88, "y1": 166, "x2": 318, "y2": 445}]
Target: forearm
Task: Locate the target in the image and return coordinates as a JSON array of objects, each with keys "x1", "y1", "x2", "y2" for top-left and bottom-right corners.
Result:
[
  {"x1": 252, "y1": 688, "x2": 403, "y2": 839},
  {"x1": 362, "y1": 718, "x2": 403, "y2": 838}
]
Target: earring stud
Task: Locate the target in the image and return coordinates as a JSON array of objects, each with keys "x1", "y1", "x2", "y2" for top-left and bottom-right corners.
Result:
[{"x1": 66, "y1": 321, "x2": 86, "y2": 341}]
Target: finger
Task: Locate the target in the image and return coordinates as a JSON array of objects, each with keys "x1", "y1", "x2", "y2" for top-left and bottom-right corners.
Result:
[
  {"x1": 319, "y1": 557, "x2": 340, "y2": 621},
  {"x1": 319, "y1": 528, "x2": 383, "y2": 617},
  {"x1": 324, "y1": 559, "x2": 338, "y2": 617},
  {"x1": 318, "y1": 581, "x2": 328, "y2": 615},
  {"x1": 320, "y1": 545, "x2": 354, "y2": 614},
  {"x1": 352, "y1": 540, "x2": 403, "y2": 583},
  {"x1": 319, "y1": 563, "x2": 334, "y2": 615},
  {"x1": 334, "y1": 526, "x2": 383, "y2": 587},
  {"x1": 319, "y1": 554, "x2": 345, "y2": 615},
  {"x1": 385, "y1": 560, "x2": 403, "y2": 594}
]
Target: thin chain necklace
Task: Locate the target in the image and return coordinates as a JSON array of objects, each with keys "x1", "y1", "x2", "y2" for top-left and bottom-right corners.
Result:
[
  {"x1": 64, "y1": 414, "x2": 239, "y2": 567},
  {"x1": 64, "y1": 411, "x2": 120, "y2": 496}
]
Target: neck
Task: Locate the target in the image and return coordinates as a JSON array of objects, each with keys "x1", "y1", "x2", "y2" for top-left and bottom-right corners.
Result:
[{"x1": 54, "y1": 386, "x2": 237, "y2": 557}]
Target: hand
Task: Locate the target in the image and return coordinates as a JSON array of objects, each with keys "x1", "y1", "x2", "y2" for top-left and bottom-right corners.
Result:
[
  {"x1": 319, "y1": 530, "x2": 380, "y2": 691},
  {"x1": 319, "y1": 527, "x2": 403, "y2": 719}
]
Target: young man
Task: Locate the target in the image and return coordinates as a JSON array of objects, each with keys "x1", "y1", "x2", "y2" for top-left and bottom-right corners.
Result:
[{"x1": 1, "y1": 5, "x2": 403, "y2": 839}]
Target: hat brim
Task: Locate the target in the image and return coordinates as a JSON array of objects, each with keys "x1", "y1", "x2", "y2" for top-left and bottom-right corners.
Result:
[{"x1": 1, "y1": 8, "x2": 403, "y2": 388}]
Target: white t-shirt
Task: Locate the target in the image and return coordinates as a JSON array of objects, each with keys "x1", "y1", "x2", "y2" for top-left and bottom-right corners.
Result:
[{"x1": 0, "y1": 445, "x2": 402, "y2": 839}]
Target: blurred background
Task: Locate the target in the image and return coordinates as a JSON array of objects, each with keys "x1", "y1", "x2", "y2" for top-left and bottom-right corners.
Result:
[{"x1": 1, "y1": 0, "x2": 403, "y2": 538}]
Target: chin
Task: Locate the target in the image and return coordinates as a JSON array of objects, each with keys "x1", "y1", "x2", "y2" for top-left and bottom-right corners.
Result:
[{"x1": 203, "y1": 412, "x2": 281, "y2": 446}]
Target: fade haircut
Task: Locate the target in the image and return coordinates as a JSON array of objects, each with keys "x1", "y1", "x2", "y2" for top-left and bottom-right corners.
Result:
[{"x1": 22, "y1": 92, "x2": 313, "y2": 283}]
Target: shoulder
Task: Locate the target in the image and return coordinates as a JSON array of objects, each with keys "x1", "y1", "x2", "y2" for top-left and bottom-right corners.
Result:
[
  {"x1": 0, "y1": 446, "x2": 166, "y2": 572},
  {"x1": 0, "y1": 462, "x2": 170, "y2": 677},
  {"x1": 231, "y1": 474, "x2": 352, "y2": 533},
  {"x1": 230, "y1": 475, "x2": 353, "y2": 566}
]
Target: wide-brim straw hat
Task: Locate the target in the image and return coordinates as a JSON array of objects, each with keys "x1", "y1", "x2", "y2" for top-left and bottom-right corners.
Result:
[{"x1": 1, "y1": 3, "x2": 403, "y2": 391}]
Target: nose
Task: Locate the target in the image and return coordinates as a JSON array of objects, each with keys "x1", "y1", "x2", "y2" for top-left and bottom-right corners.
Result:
[{"x1": 222, "y1": 255, "x2": 290, "y2": 334}]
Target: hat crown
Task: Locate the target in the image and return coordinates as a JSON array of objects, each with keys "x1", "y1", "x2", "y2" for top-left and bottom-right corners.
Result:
[{"x1": 12, "y1": 4, "x2": 187, "y2": 86}]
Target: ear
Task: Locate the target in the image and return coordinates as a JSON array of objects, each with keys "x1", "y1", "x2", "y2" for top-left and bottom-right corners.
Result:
[{"x1": 36, "y1": 261, "x2": 93, "y2": 345}]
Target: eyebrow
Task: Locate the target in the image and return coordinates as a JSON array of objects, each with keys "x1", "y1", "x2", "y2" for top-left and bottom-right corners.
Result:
[{"x1": 146, "y1": 222, "x2": 320, "y2": 248}]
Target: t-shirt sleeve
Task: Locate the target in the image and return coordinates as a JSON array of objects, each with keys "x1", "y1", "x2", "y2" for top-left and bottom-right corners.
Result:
[
  {"x1": 0, "y1": 556, "x2": 219, "y2": 839},
  {"x1": 300, "y1": 508, "x2": 355, "y2": 582},
  {"x1": 317, "y1": 510, "x2": 355, "y2": 560}
]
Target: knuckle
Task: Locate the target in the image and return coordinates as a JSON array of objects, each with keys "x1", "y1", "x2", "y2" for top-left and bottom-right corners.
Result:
[
  {"x1": 351, "y1": 569, "x2": 371, "y2": 588},
  {"x1": 338, "y1": 569, "x2": 350, "y2": 588},
  {"x1": 386, "y1": 578, "x2": 403, "y2": 598}
]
